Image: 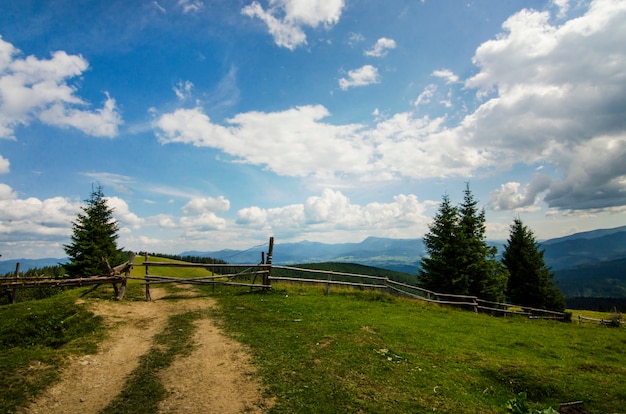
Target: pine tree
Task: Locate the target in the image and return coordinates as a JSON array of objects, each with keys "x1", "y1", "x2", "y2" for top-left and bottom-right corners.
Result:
[
  {"x1": 502, "y1": 218, "x2": 565, "y2": 311},
  {"x1": 64, "y1": 185, "x2": 123, "y2": 277},
  {"x1": 457, "y1": 183, "x2": 508, "y2": 302},
  {"x1": 418, "y1": 184, "x2": 508, "y2": 302},
  {"x1": 418, "y1": 195, "x2": 464, "y2": 293}
]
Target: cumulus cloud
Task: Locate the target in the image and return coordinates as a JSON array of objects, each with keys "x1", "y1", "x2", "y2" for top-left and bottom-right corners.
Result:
[
  {"x1": 181, "y1": 196, "x2": 230, "y2": 215},
  {"x1": 155, "y1": 105, "x2": 370, "y2": 178},
  {"x1": 364, "y1": 37, "x2": 397, "y2": 57},
  {"x1": 432, "y1": 69, "x2": 459, "y2": 84},
  {"x1": 105, "y1": 196, "x2": 144, "y2": 229},
  {"x1": 488, "y1": 174, "x2": 551, "y2": 211},
  {"x1": 463, "y1": 0, "x2": 626, "y2": 211},
  {"x1": 0, "y1": 36, "x2": 122, "y2": 139},
  {"x1": 0, "y1": 155, "x2": 9, "y2": 174},
  {"x1": 0, "y1": 184, "x2": 80, "y2": 255},
  {"x1": 338, "y1": 65, "x2": 379, "y2": 90},
  {"x1": 242, "y1": 0, "x2": 345, "y2": 50},
  {"x1": 237, "y1": 189, "x2": 430, "y2": 236}
]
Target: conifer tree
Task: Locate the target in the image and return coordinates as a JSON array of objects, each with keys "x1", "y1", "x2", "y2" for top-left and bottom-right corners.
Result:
[
  {"x1": 418, "y1": 184, "x2": 508, "y2": 302},
  {"x1": 502, "y1": 218, "x2": 565, "y2": 311},
  {"x1": 458, "y1": 184, "x2": 508, "y2": 302},
  {"x1": 418, "y1": 195, "x2": 463, "y2": 293},
  {"x1": 64, "y1": 185, "x2": 123, "y2": 277}
]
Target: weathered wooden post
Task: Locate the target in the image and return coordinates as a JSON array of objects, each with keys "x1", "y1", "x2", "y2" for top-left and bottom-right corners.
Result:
[
  {"x1": 11, "y1": 262, "x2": 20, "y2": 304},
  {"x1": 145, "y1": 254, "x2": 151, "y2": 301},
  {"x1": 117, "y1": 252, "x2": 134, "y2": 300},
  {"x1": 325, "y1": 272, "x2": 332, "y2": 295},
  {"x1": 263, "y1": 236, "x2": 274, "y2": 289}
]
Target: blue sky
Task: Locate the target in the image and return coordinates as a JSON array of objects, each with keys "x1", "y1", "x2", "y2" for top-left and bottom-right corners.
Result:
[{"x1": 1, "y1": 0, "x2": 625, "y2": 259}]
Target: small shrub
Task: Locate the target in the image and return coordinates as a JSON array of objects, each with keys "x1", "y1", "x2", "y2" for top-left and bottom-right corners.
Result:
[{"x1": 505, "y1": 392, "x2": 558, "y2": 414}]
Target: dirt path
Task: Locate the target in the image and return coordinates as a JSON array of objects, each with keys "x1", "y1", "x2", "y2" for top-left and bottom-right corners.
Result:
[{"x1": 20, "y1": 288, "x2": 272, "y2": 414}]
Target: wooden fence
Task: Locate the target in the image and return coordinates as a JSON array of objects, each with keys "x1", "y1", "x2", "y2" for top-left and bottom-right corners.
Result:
[
  {"x1": 0, "y1": 254, "x2": 135, "y2": 303},
  {"x1": 269, "y1": 265, "x2": 568, "y2": 320}
]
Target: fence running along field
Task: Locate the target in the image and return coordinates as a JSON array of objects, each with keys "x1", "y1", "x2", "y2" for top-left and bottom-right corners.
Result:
[
  {"x1": 269, "y1": 265, "x2": 570, "y2": 320},
  {"x1": 2, "y1": 237, "x2": 622, "y2": 325},
  {"x1": 0, "y1": 254, "x2": 135, "y2": 303}
]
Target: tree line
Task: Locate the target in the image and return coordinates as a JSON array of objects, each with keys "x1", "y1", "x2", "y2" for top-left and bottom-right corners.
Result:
[{"x1": 418, "y1": 184, "x2": 565, "y2": 311}]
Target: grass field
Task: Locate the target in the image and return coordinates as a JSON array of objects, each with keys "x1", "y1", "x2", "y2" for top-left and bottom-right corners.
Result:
[
  {"x1": 1, "y1": 257, "x2": 625, "y2": 413},
  {"x1": 205, "y1": 283, "x2": 626, "y2": 413}
]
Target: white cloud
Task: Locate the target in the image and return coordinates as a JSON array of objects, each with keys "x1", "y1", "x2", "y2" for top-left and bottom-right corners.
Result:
[
  {"x1": 413, "y1": 84, "x2": 437, "y2": 107},
  {"x1": 552, "y1": 0, "x2": 570, "y2": 18},
  {"x1": 431, "y1": 68, "x2": 459, "y2": 84},
  {"x1": 236, "y1": 189, "x2": 431, "y2": 236},
  {"x1": 178, "y1": 0, "x2": 203, "y2": 14},
  {"x1": 461, "y1": 0, "x2": 626, "y2": 210},
  {"x1": 0, "y1": 184, "x2": 80, "y2": 258},
  {"x1": 338, "y1": 65, "x2": 379, "y2": 90},
  {"x1": 173, "y1": 80, "x2": 194, "y2": 100},
  {"x1": 364, "y1": 37, "x2": 397, "y2": 57},
  {"x1": 106, "y1": 196, "x2": 145, "y2": 229},
  {"x1": 241, "y1": 0, "x2": 345, "y2": 50},
  {"x1": 155, "y1": 105, "x2": 370, "y2": 179},
  {"x1": 182, "y1": 196, "x2": 231, "y2": 215},
  {"x1": 0, "y1": 154, "x2": 9, "y2": 174},
  {"x1": 347, "y1": 32, "x2": 365, "y2": 46},
  {"x1": 487, "y1": 174, "x2": 551, "y2": 211},
  {"x1": 0, "y1": 36, "x2": 122, "y2": 138}
]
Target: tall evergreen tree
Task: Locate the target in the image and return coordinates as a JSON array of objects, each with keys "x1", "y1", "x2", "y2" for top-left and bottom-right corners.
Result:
[
  {"x1": 64, "y1": 185, "x2": 123, "y2": 277},
  {"x1": 418, "y1": 195, "x2": 464, "y2": 294},
  {"x1": 502, "y1": 218, "x2": 565, "y2": 311},
  {"x1": 457, "y1": 184, "x2": 508, "y2": 302},
  {"x1": 418, "y1": 184, "x2": 508, "y2": 302}
]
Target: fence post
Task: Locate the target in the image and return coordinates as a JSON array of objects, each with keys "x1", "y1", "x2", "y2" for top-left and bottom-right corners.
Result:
[
  {"x1": 144, "y1": 255, "x2": 151, "y2": 301},
  {"x1": 10, "y1": 262, "x2": 20, "y2": 304},
  {"x1": 117, "y1": 252, "x2": 134, "y2": 301},
  {"x1": 263, "y1": 236, "x2": 274, "y2": 289},
  {"x1": 325, "y1": 272, "x2": 332, "y2": 295}
]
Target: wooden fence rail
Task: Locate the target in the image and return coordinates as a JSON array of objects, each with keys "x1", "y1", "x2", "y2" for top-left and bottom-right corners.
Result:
[
  {"x1": 269, "y1": 265, "x2": 567, "y2": 320},
  {"x1": 0, "y1": 253, "x2": 135, "y2": 302}
]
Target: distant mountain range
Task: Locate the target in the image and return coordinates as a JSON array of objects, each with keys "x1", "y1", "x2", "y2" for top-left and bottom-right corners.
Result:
[{"x1": 3, "y1": 226, "x2": 626, "y2": 298}]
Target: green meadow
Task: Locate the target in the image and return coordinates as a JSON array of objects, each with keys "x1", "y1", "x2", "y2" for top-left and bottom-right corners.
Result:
[{"x1": 1, "y1": 257, "x2": 624, "y2": 413}]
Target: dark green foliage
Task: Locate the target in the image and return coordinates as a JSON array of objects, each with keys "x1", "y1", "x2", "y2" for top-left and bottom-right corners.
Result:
[
  {"x1": 419, "y1": 185, "x2": 508, "y2": 301},
  {"x1": 419, "y1": 195, "x2": 463, "y2": 293},
  {"x1": 503, "y1": 218, "x2": 565, "y2": 311},
  {"x1": 64, "y1": 185, "x2": 123, "y2": 277}
]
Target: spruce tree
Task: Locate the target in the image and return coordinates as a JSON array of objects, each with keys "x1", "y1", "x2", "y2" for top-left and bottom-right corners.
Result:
[
  {"x1": 419, "y1": 184, "x2": 508, "y2": 302},
  {"x1": 418, "y1": 195, "x2": 463, "y2": 293},
  {"x1": 458, "y1": 184, "x2": 508, "y2": 302},
  {"x1": 64, "y1": 185, "x2": 123, "y2": 277},
  {"x1": 502, "y1": 218, "x2": 565, "y2": 311}
]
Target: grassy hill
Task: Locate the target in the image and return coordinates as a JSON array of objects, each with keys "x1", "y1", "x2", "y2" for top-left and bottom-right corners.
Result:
[{"x1": 209, "y1": 283, "x2": 625, "y2": 413}]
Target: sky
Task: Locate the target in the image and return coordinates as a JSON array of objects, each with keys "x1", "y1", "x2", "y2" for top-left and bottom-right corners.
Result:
[{"x1": 0, "y1": 0, "x2": 625, "y2": 260}]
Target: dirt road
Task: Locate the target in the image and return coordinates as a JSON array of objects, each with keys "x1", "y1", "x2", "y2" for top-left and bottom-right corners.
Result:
[{"x1": 20, "y1": 288, "x2": 273, "y2": 414}]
